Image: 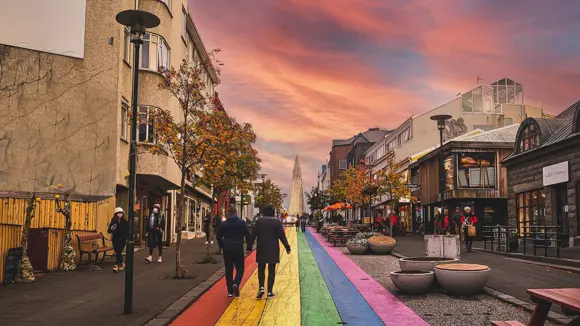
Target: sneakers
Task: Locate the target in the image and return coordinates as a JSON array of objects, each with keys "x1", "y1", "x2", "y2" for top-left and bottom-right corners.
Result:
[
  {"x1": 158, "y1": 256, "x2": 163, "y2": 263},
  {"x1": 227, "y1": 293, "x2": 234, "y2": 297},
  {"x1": 118, "y1": 263, "x2": 126, "y2": 271},
  {"x1": 113, "y1": 265, "x2": 119, "y2": 273},
  {"x1": 211, "y1": 240, "x2": 214, "y2": 244},
  {"x1": 256, "y1": 288, "x2": 265, "y2": 299},
  {"x1": 232, "y1": 284, "x2": 240, "y2": 297},
  {"x1": 205, "y1": 241, "x2": 209, "y2": 245},
  {"x1": 267, "y1": 293, "x2": 276, "y2": 299},
  {"x1": 145, "y1": 255, "x2": 152, "y2": 263}
]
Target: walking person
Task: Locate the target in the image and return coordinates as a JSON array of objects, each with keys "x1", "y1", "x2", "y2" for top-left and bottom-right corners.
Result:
[
  {"x1": 108, "y1": 207, "x2": 128, "y2": 273},
  {"x1": 253, "y1": 204, "x2": 291, "y2": 299},
  {"x1": 145, "y1": 203, "x2": 165, "y2": 263},
  {"x1": 216, "y1": 207, "x2": 252, "y2": 297},
  {"x1": 451, "y1": 207, "x2": 462, "y2": 235},
  {"x1": 203, "y1": 213, "x2": 214, "y2": 245},
  {"x1": 461, "y1": 206, "x2": 478, "y2": 252},
  {"x1": 300, "y1": 214, "x2": 307, "y2": 233}
]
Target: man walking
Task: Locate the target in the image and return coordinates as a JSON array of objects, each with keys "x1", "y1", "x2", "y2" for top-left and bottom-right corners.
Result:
[
  {"x1": 300, "y1": 213, "x2": 307, "y2": 233},
  {"x1": 253, "y1": 204, "x2": 291, "y2": 299},
  {"x1": 216, "y1": 207, "x2": 252, "y2": 297}
]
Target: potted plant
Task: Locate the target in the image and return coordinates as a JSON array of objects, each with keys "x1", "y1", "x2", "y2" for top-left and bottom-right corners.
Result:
[{"x1": 508, "y1": 231, "x2": 519, "y2": 252}]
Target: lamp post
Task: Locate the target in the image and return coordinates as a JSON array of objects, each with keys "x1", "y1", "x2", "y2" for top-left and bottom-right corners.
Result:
[
  {"x1": 430, "y1": 114, "x2": 452, "y2": 235},
  {"x1": 257, "y1": 173, "x2": 266, "y2": 213},
  {"x1": 115, "y1": 9, "x2": 160, "y2": 315}
]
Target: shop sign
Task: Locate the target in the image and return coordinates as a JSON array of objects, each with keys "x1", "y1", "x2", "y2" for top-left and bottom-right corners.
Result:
[{"x1": 543, "y1": 161, "x2": 569, "y2": 186}]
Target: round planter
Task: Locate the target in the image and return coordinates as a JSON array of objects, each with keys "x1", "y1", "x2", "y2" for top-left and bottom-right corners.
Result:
[
  {"x1": 390, "y1": 270, "x2": 435, "y2": 294},
  {"x1": 368, "y1": 236, "x2": 396, "y2": 255},
  {"x1": 399, "y1": 257, "x2": 459, "y2": 272},
  {"x1": 434, "y1": 263, "x2": 490, "y2": 295},
  {"x1": 346, "y1": 243, "x2": 368, "y2": 255}
]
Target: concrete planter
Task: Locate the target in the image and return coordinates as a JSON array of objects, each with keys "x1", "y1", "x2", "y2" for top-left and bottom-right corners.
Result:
[
  {"x1": 399, "y1": 257, "x2": 459, "y2": 272},
  {"x1": 390, "y1": 270, "x2": 435, "y2": 294},
  {"x1": 368, "y1": 236, "x2": 396, "y2": 255},
  {"x1": 434, "y1": 263, "x2": 490, "y2": 295},
  {"x1": 346, "y1": 243, "x2": 368, "y2": 255}
]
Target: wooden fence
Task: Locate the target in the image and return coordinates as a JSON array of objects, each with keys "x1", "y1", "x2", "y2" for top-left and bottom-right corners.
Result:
[{"x1": 0, "y1": 196, "x2": 114, "y2": 284}]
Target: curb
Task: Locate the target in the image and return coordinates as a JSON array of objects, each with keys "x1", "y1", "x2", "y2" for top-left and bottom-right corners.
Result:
[
  {"x1": 143, "y1": 267, "x2": 225, "y2": 326},
  {"x1": 472, "y1": 247, "x2": 580, "y2": 269},
  {"x1": 391, "y1": 251, "x2": 573, "y2": 325}
]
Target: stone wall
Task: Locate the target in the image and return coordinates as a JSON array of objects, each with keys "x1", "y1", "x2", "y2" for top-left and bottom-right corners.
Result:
[{"x1": 506, "y1": 147, "x2": 580, "y2": 238}]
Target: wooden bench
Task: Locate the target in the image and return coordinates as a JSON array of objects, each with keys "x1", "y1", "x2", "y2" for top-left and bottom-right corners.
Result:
[
  {"x1": 526, "y1": 288, "x2": 580, "y2": 326},
  {"x1": 76, "y1": 233, "x2": 114, "y2": 267},
  {"x1": 490, "y1": 321, "x2": 525, "y2": 326}
]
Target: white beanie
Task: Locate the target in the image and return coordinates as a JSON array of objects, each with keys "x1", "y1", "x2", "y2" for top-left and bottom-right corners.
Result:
[
  {"x1": 114, "y1": 207, "x2": 125, "y2": 214},
  {"x1": 464, "y1": 206, "x2": 471, "y2": 211}
]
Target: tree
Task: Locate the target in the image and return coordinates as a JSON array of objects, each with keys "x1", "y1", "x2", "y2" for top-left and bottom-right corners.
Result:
[
  {"x1": 147, "y1": 51, "x2": 222, "y2": 278},
  {"x1": 375, "y1": 153, "x2": 410, "y2": 236},
  {"x1": 255, "y1": 178, "x2": 286, "y2": 210},
  {"x1": 333, "y1": 161, "x2": 374, "y2": 222},
  {"x1": 56, "y1": 193, "x2": 76, "y2": 271},
  {"x1": 305, "y1": 186, "x2": 330, "y2": 213},
  {"x1": 16, "y1": 193, "x2": 38, "y2": 283}
]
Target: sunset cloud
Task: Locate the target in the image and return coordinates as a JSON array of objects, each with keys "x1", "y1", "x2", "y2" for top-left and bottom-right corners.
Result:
[{"x1": 189, "y1": 0, "x2": 580, "y2": 202}]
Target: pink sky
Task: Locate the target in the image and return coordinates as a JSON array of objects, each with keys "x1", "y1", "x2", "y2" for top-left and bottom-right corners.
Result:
[{"x1": 189, "y1": 0, "x2": 580, "y2": 203}]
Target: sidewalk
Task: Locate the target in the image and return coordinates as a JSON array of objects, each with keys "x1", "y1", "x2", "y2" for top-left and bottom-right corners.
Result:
[
  {"x1": 392, "y1": 235, "x2": 580, "y2": 307},
  {"x1": 0, "y1": 238, "x2": 223, "y2": 326}
]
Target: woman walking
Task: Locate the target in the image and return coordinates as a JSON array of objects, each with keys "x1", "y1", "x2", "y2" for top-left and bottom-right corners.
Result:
[
  {"x1": 108, "y1": 207, "x2": 128, "y2": 273},
  {"x1": 461, "y1": 207, "x2": 478, "y2": 252},
  {"x1": 145, "y1": 203, "x2": 165, "y2": 263}
]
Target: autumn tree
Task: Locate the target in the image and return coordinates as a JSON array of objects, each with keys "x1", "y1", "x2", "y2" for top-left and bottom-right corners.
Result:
[
  {"x1": 375, "y1": 153, "x2": 410, "y2": 236},
  {"x1": 255, "y1": 178, "x2": 286, "y2": 210},
  {"x1": 305, "y1": 186, "x2": 330, "y2": 215},
  {"x1": 328, "y1": 161, "x2": 375, "y2": 222},
  {"x1": 147, "y1": 51, "x2": 221, "y2": 278}
]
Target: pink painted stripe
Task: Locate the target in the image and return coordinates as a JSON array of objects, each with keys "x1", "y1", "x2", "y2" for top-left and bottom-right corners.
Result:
[{"x1": 309, "y1": 228, "x2": 429, "y2": 326}]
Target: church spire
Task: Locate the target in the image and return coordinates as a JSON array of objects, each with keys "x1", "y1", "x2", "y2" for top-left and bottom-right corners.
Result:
[{"x1": 288, "y1": 154, "x2": 305, "y2": 215}]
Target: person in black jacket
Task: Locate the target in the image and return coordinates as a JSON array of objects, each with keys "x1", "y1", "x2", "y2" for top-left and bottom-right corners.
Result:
[
  {"x1": 145, "y1": 203, "x2": 165, "y2": 263},
  {"x1": 108, "y1": 207, "x2": 128, "y2": 273},
  {"x1": 253, "y1": 204, "x2": 291, "y2": 299},
  {"x1": 203, "y1": 213, "x2": 213, "y2": 245},
  {"x1": 216, "y1": 207, "x2": 252, "y2": 297}
]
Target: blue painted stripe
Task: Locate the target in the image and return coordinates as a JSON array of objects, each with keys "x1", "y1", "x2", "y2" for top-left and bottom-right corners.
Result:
[{"x1": 305, "y1": 230, "x2": 383, "y2": 326}]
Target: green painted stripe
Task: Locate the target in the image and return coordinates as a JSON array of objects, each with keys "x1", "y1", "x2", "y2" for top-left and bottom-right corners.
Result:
[{"x1": 297, "y1": 231, "x2": 342, "y2": 326}]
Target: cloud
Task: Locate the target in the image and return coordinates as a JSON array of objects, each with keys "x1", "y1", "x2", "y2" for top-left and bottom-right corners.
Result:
[{"x1": 189, "y1": 0, "x2": 580, "y2": 201}]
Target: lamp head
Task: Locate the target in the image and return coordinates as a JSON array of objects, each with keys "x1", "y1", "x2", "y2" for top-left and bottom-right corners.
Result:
[
  {"x1": 430, "y1": 114, "x2": 452, "y2": 131},
  {"x1": 116, "y1": 10, "x2": 160, "y2": 42}
]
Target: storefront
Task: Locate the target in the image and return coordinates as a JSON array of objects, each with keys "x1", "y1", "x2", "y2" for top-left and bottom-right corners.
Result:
[
  {"x1": 410, "y1": 124, "x2": 519, "y2": 237},
  {"x1": 502, "y1": 102, "x2": 580, "y2": 247}
]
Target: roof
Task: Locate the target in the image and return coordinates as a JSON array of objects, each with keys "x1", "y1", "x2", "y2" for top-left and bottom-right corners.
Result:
[
  {"x1": 332, "y1": 127, "x2": 389, "y2": 147},
  {"x1": 458, "y1": 124, "x2": 520, "y2": 143},
  {"x1": 503, "y1": 100, "x2": 580, "y2": 162}
]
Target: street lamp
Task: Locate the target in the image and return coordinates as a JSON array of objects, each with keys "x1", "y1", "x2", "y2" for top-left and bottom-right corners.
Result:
[
  {"x1": 115, "y1": 9, "x2": 160, "y2": 315},
  {"x1": 430, "y1": 114, "x2": 452, "y2": 234}
]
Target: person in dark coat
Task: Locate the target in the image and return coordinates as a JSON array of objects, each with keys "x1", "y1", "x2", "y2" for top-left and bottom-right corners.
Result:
[
  {"x1": 203, "y1": 213, "x2": 213, "y2": 245},
  {"x1": 252, "y1": 204, "x2": 291, "y2": 299},
  {"x1": 145, "y1": 203, "x2": 165, "y2": 263},
  {"x1": 451, "y1": 207, "x2": 462, "y2": 235},
  {"x1": 108, "y1": 207, "x2": 128, "y2": 273},
  {"x1": 216, "y1": 207, "x2": 252, "y2": 297},
  {"x1": 300, "y1": 214, "x2": 307, "y2": 232}
]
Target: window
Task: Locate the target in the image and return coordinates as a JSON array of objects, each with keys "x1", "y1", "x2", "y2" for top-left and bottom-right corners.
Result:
[
  {"x1": 518, "y1": 122, "x2": 541, "y2": 152},
  {"x1": 158, "y1": 0, "x2": 171, "y2": 11},
  {"x1": 140, "y1": 33, "x2": 170, "y2": 71},
  {"x1": 138, "y1": 106, "x2": 155, "y2": 143},
  {"x1": 387, "y1": 139, "x2": 397, "y2": 151},
  {"x1": 456, "y1": 152, "x2": 496, "y2": 188},
  {"x1": 516, "y1": 189, "x2": 546, "y2": 235},
  {"x1": 398, "y1": 128, "x2": 411, "y2": 144},
  {"x1": 123, "y1": 28, "x2": 131, "y2": 62},
  {"x1": 444, "y1": 155, "x2": 454, "y2": 191},
  {"x1": 185, "y1": 36, "x2": 194, "y2": 64},
  {"x1": 473, "y1": 125, "x2": 496, "y2": 131},
  {"x1": 181, "y1": 8, "x2": 187, "y2": 40},
  {"x1": 121, "y1": 101, "x2": 129, "y2": 141},
  {"x1": 339, "y1": 160, "x2": 347, "y2": 170}
]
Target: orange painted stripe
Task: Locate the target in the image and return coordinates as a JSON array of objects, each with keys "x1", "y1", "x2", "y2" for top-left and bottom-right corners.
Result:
[{"x1": 171, "y1": 250, "x2": 258, "y2": 326}]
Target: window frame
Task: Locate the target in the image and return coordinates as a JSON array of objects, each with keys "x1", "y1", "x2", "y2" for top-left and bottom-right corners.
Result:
[
  {"x1": 121, "y1": 100, "x2": 129, "y2": 142},
  {"x1": 338, "y1": 159, "x2": 347, "y2": 170},
  {"x1": 517, "y1": 122, "x2": 541, "y2": 153},
  {"x1": 455, "y1": 152, "x2": 497, "y2": 189},
  {"x1": 139, "y1": 32, "x2": 171, "y2": 72},
  {"x1": 123, "y1": 28, "x2": 131, "y2": 64},
  {"x1": 157, "y1": 0, "x2": 172, "y2": 13},
  {"x1": 516, "y1": 189, "x2": 547, "y2": 236},
  {"x1": 181, "y1": 7, "x2": 187, "y2": 43},
  {"x1": 137, "y1": 105, "x2": 157, "y2": 144}
]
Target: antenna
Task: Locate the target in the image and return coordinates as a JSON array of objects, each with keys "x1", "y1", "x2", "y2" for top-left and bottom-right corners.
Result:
[{"x1": 477, "y1": 76, "x2": 483, "y2": 84}]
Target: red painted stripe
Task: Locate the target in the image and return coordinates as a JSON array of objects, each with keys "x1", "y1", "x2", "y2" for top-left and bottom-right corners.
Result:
[{"x1": 171, "y1": 250, "x2": 258, "y2": 326}]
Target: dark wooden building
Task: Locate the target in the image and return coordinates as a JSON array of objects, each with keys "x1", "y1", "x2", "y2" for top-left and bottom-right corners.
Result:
[
  {"x1": 502, "y1": 100, "x2": 580, "y2": 247},
  {"x1": 409, "y1": 124, "x2": 520, "y2": 236}
]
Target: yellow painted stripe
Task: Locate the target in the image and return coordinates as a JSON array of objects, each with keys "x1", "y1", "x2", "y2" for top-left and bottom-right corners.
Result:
[
  {"x1": 259, "y1": 227, "x2": 301, "y2": 326},
  {"x1": 216, "y1": 228, "x2": 292, "y2": 326}
]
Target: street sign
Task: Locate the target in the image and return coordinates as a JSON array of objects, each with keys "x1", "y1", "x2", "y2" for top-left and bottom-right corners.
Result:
[
  {"x1": 242, "y1": 194, "x2": 251, "y2": 205},
  {"x1": 405, "y1": 184, "x2": 419, "y2": 191}
]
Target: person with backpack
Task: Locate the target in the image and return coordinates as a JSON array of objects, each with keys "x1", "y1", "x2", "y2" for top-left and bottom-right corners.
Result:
[{"x1": 108, "y1": 207, "x2": 128, "y2": 273}]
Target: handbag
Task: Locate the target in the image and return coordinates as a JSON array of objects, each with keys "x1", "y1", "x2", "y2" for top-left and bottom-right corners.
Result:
[{"x1": 468, "y1": 225, "x2": 476, "y2": 237}]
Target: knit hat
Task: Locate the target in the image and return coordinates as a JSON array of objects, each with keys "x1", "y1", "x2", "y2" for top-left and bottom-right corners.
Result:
[
  {"x1": 114, "y1": 207, "x2": 125, "y2": 214},
  {"x1": 464, "y1": 206, "x2": 471, "y2": 211}
]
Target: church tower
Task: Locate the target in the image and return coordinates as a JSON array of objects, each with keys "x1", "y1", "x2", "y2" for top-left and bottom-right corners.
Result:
[{"x1": 287, "y1": 155, "x2": 306, "y2": 216}]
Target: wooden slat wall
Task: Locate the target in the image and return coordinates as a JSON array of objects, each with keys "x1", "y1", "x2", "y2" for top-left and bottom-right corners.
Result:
[
  {"x1": 46, "y1": 229, "x2": 102, "y2": 271},
  {"x1": 418, "y1": 157, "x2": 440, "y2": 205},
  {"x1": 0, "y1": 197, "x2": 115, "y2": 283}
]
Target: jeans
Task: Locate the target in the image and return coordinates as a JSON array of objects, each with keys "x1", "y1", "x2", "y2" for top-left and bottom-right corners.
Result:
[
  {"x1": 148, "y1": 230, "x2": 163, "y2": 256},
  {"x1": 223, "y1": 250, "x2": 245, "y2": 293},
  {"x1": 300, "y1": 223, "x2": 306, "y2": 232},
  {"x1": 258, "y1": 263, "x2": 277, "y2": 293},
  {"x1": 205, "y1": 229, "x2": 211, "y2": 242},
  {"x1": 113, "y1": 238, "x2": 126, "y2": 266}
]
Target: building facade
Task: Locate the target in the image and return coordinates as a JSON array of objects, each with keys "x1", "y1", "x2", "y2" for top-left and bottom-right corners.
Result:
[
  {"x1": 502, "y1": 101, "x2": 580, "y2": 247},
  {"x1": 0, "y1": 0, "x2": 218, "y2": 246}
]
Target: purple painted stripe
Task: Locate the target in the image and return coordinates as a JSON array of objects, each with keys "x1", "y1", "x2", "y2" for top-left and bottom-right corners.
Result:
[{"x1": 309, "y1": 229, "x2": 429, "y2": 326}]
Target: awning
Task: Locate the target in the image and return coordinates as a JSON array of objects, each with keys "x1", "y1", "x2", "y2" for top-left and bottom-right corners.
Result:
[{"x1": 323, "y1": 202, "x2": 353, "y2": 211}]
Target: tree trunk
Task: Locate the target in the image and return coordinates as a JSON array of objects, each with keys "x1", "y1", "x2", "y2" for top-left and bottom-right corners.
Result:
[
  {"x1": 206, "y1": 189, "x2": 215, "y2": 259},
  {"x1": 16, "y1": 194, "x2": 36, "y2": 283},
  {"x1": 175, "y1": 171, "x2": 187, "y2": 278}
]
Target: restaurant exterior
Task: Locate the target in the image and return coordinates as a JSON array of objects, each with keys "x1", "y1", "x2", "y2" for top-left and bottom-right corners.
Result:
[
  {"x1": 409, "y1": 125, "x2": 520, "y2": 237},
  {"x1": 502, "y1": 100, "x2": 580, "y2": 247}
]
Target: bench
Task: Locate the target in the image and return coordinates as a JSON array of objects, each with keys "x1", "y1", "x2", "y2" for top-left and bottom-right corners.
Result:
[
  {"x1": 330, "y1": 231, "x2": 358, "y2": 247},
  {"x1": 490, "y1": 321, "x2": 525, "y2": 326},
  {"x1": 526, "y1": 288, "x2": 580, "y2": 326},
  {"x1": 76, "y1": 233, "x2": 114, "y2": 267}
]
